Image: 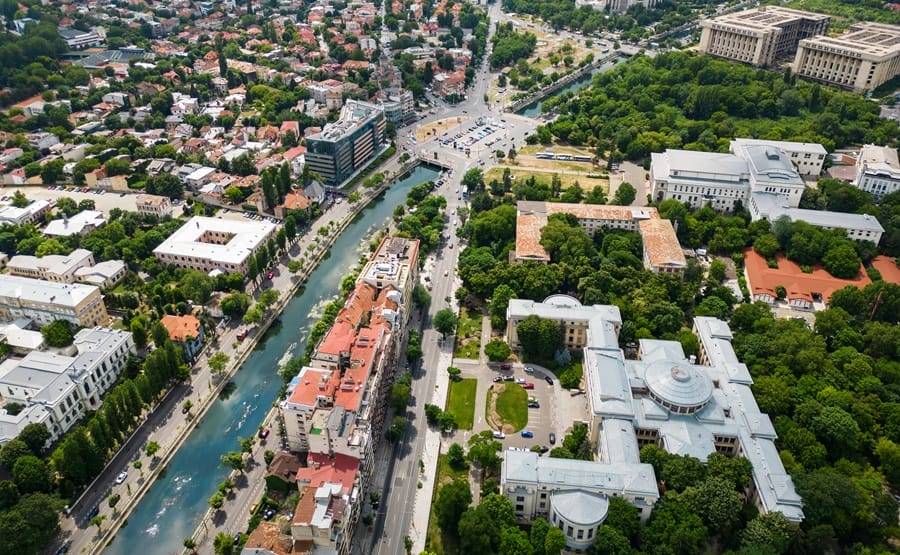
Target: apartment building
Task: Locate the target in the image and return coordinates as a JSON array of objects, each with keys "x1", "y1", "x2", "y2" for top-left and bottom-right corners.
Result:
[
  {"x1": 513, "y1": 201, "x2": 686, "y2": 274},
  {"x1": 650, "y1": 142, "x2": 806, "y2": 212},
  {"x1": 357, "y1": 236, "x2": 419, "y2": 319},
  {"x1": 304, "y1": 100, "x2": 387, "y2": 187},
  {"x1": 854, "y1": 144, "x2": 900, "y2": 200},
  {"x1": 135, "y1": 194, "x2": 172, "y2": 217},
  {"x1": 0, "y1": 327, "x2": 135, "y2": 445},
  {"x1": 0, "y1": 275, "x2": 108, "y2": 328},
  {"x1": 698, "y1": 6, "x2": 829, "y2": 67},
  {"x1": 501, "y1": 300, "x2": 803, "y2": 551},
  {"x1": 730, "y1": 138, "x2": 827, "y2": 176},
  {"x1": 152, "y1": 216, "x2": 277, "y2": 276},
  {"x1": 793, "y1": 22, "x2": 900, "y2": 93}
]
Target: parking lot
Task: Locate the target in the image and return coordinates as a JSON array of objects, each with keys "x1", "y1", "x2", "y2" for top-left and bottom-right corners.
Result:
[{"x1": 438, "y1": 116, "x2": 507, "y2": 155}]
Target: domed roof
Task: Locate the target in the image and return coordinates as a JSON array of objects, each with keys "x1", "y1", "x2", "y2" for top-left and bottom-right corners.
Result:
[
  {"x1": 542, "y1": 294, "x2": 583, "y2": 308},
  {"x1": 551, "y1": 490, "x2": 609, "y2": 526},
  {"x1": 645, "y1": 360, "x2": 713, "y2": 411}
]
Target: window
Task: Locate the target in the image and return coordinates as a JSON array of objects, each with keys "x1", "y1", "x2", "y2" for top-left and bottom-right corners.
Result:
[{"x1": 567, "y1": 526, "x2": 573, "y2": 537}]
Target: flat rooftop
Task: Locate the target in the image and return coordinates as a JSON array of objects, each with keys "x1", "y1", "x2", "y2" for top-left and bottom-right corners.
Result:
[
  {"x1": 743, "y1": 248, "x2": 870, "y2": 304},
  {"x1": 152, "y1": 216, "x2": 275, "y2": 266},
  {"x1": 0, "y1": 275, "x2": 98, "y2": 307},
  {"x1": 308, "y1": 100, "x2": 382, "y2": 143},
  {"x1": 800, "y1": 21, "x2": 900, "y2": 57},
  {"x1": 706, "y1": 6, "x2": 829, "y2": 31}
]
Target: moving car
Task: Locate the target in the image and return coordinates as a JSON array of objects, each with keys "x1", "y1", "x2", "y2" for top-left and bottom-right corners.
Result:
[
  {"x1": 523, "y1": 382, "x2": 535, "y2": 390},
  {"x1": 544, "y1": 376, "x2": 554, "y2": 386},
  {"x1": 521, "y1": 430, "x2": 534, "y2": 438}
]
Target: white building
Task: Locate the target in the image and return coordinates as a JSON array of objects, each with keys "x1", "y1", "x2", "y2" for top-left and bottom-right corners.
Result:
[
  {"x1": 0, "y1": 275, "x2": 108, "y2": 328},
  {"x1": 730, "y1": 138, "x2": 827, "y2": 176},
  {"x1": 500, "y1": 298, "x2": 803, "y2": 551},
  {"x1": 854, "y1": 144, "x2": 900, "y2": 200},
  {"x1": 74, "y1": 260, "x2": 128, "y2": 289},
  {"x1": 153, "y1": 216, "x2": 277, "y2": 276},
  {"x1": 43, "y1": 211, "x2": 107, "y2": 237},
  {"x1": 7, "y1": 249, "x2": 95, "y2": 283},
  {"x1": 650, "y1": 143, "x2": 806, "y2": 212},
  {"x1": 748, "y1": 191, "x2": 884, "y2": 245},
  {"x1": 135, "y1": 194, "x2": 172, "y2": 217},
  {"x1": 0, "y1": 327, "x2": 135, "y2": 446},
  {"x1": 58, "y1": 27, "x2": 105, "y2": 49},
  {"x1": 793, "y1": 21, "x2": 900, "y2": 93},
  {"x1": 0, "y1": 199, "x2": 51, "y2": 226}
]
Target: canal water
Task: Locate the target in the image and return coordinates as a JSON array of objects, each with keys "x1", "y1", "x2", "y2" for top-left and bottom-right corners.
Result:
[
  {"x1": 104, "y1": 165, "x2": 440, "y2": 555},
  {"x1": 518, "y1": 57, "x2": 625, "y2": 118}
]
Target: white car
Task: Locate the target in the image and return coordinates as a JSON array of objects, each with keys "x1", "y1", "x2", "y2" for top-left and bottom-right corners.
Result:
[
  {"x1": 493, "y1": 431, "x2": 506, "y2": 439},
  {"x1": 115, "y1": 471, "x2": 128, "y2": 484},
  {"x1": 515, "y1": 378, "x2": 526, "y2": 384}
]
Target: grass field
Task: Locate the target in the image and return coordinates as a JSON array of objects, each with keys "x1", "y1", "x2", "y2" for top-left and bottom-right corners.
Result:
[
  {"x1": 446, "y1": 378, "x2": 477, "y2": 430},
  {"x1": 487, "y1": 383, "x2": 528, "y2": 432},
  {"x1": 453, "y1": 308, "x2": 483, "y2": 359},
  {"x1": 425, "y1": 453, "x2": 471, "y2": 555},
  {"x1": 484, "y1": 166, "x2": 607, "y2": 191}
]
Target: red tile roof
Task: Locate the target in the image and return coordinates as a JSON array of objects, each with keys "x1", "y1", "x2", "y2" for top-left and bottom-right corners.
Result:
[
  {"x1": 743, "y1": 248, "x2": 871, "y2": 305},
  {"x1": 160, "y1": 314, "x2": 202, "y2": 343},
  {"x1": 296, "y1": 452, "x2": 359, "y2": 493}
]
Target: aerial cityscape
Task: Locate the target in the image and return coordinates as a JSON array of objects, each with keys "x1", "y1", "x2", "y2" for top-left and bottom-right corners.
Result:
[{"x1": 0, "y1": 0, "x2": 898, "y2": 554}]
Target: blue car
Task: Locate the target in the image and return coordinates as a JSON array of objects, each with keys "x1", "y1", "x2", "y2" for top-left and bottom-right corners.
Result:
[{"x1": 521, "y1": 430, "x2": 534, "y2": 438}]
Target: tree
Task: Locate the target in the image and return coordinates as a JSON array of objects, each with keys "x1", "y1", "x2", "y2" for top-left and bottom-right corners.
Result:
[
  {"x1": 433, "y1": 308, "x2": 458, "y2": 338},
  {"x1": 589, "y1": 527, "x2": 631, "y2": 555},
  {"x1": 604, "y1": 496, "x2": 641, "y2": 542},
  {"x1": 12, "y1": 455, "x2": 51, "y2": 494},
  {"x1": 435, "y1": 479, "x2": 472, "y2": 535},
  {"x1": 130, "y1": 316, "x2": 149, "y2": 349},
  {"x1": 0, "y1": 492, "x2": 61, "y2": 553},
  {"x1": 412, "y1": 285, "x2": 431, "y2": 309},
  {"x1": 208, "y1": 491, "x2": 225, "y2": 510},
  {"x1": 213, "y1": 532, "x2": 234, "y2": 555},
  {"x1": 0, "y1": 440, "x2": 31, "y2": 472},
  {"x1": 612, "y1": 182, "x2": 636, "y2": 206},
  {"x1": 0, "y1": 481, "x2": 18, "y2": 511},
  {"x1": 145, "y1": 441, "x2": 160, "y2": 458},
  {"x1": 741, "y1": 511, "x2": 797, "y2": 554},
  {"x1": 221, "y1": 292, "x2": 252, "y2": 318},
  {"x1": 386, "y1": 416, "x2": 408, "y2": 442},
  {"x1": 220, "y1": 451, "x2": 245, "y2": 473},
  {"x1": 515, "y1": 315, "x2": 560, "y2": 359},
  {"x1": 822, "y1": 242, "x2": 861, "y2": 279},
  {"x1": 447, "y1": 443, "x2": 467, "y2": 470},
  {"x1": 467, "y1": 430, "x2": 502, "y2": 476},
  {"x1": 679, "y1": 477, "x2": 742, "y2": 533},
  {"x1": 461, "y1": 167, "x2": 484, "y2": 193},
  {"x1": 17, "y1": 423, "x2": 49, "y2": 455},
  {"x1": 544, "y1": 527, "x2": 567, "y2": 555},
  {"x1": 208, "y1": 352, "x2": 230, "y2": 376},
  {"x1": 10, "y1": 191, "x2": 29, "y2": 208},
  {"x1": 90, "y1": 514, "x2": 107, "y2": 535},
  {"x1": 183, "y1": 537, "x2": 198, "y2": 553},
  {"x1": 144, "y1": 173, "x2": 184, "y2": 199},
  {"x1": 40, "y1": 320, "x2": 74, "y2": 347},
  {"x1": 484, "y1": 339, "x2": 512, "y2": 362},
  {"x1": 640, "y1": 498, "x2": 707, "y2": 555},
  {"x1": 390, "y1": 375, "x2": 412, "y2": 412}
]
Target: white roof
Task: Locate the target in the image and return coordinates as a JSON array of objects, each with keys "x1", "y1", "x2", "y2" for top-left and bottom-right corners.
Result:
[
  {"x1": 153, "y1": 216, "x2": 276, "y2": 266},
  {"x1": 44, "y1": 211, "x2": 107, "y2": 237},
  {"x1": 731, "y1": 138, "x2": 826, "y2": 155},
  {"x1": 8, "y1": 249, "x2": 93, "y2": 276},
  {"x1": 552, "y1": 490, "x2": 609, "y2": 526},
  {"x1": 0, "y1": 275, "x2": 99, "y2": 308}
]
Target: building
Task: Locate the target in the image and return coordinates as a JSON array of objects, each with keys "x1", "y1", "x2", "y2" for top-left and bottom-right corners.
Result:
[
  {"x1": 0, "y1": 319, "x2": 46, "y2": 354},
  {"x1": 854, "y1": 144, "x2": 900, "y2": 200},
  {"x1": 0, "y1": 199, "x2": 51, "y2": 226},
  {"x1": 357, "y1": 236, "x2": 419, "y2": 318},
  {"x1": 0, "y1": 275, "x2": 108, "y2": 327},
  {"x1": 73, "y1": 260, "x2": 127, "y2": 289},
  {"x1": 506, "y1": 295, "x2": 622, "y2": 352},
  {"x1": 432, "y1": 70, "x2": 466, "y2": 99},
  {"x1": 730, "y1": 138, "x2": 827, "y2": 176},
  {"x1": 7, "y1": 249, "x2": 95, "y2": 283},
  {"x1": 152, "y1": 216, "x2": 277, "y2": 276},
  {"x1": 58, "y1": 27, "x2": 105, "y2": 49},
  {"x1": 135, "y1": 194, "x2": 172, "y2": 217},
  {"x1": 304, "y1": 100, "x2": 387, "y2": 187},
  {"x1": 501, "y1": 299, "x2": 804, "y2": 551},
  {"x1": 43, "y1": 211, "x2": 107, "y2": 237},
  {"x1": 650, "y1": 142, "x2": 807, "y2": 212},
  {"x1": 239, "y1": 522, "x2": 295, "y2": 555},
  {"x1": 160, "y1": 314, "x2": 205, "y2": 359},
  {"x1": 793, "y1": 22, "x2": 900, "y2": 93},
  {"x1": 743, "y1": 248, "x2": 870, "y2": 310},
  {"x1": 698, "y1": 6, "x2": 829, "y2": 67},
  {"x1": 0, "y1": 327, "x2": 135, "y2": 445},
  {"x1": 513, "y1": 201, "x2": 685, "y2": 274},
  {"x1": 380, "y1": 90, "x2": 415, "y2": 124},
  {"x1": 748, "y1": 191, "x2": 884, "y2": 245}
]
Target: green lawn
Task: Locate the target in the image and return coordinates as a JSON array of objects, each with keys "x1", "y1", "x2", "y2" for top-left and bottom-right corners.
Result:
[
  {"x1": 446, "y1": 378, "x2": 477, "y2": 430},
  {"x1": 453, "y1": 308, "x2": 483, "y2": 359},
  {"x1": 425, "y1": 454, "x2": 470, "y2": 555},
  {"x1": 487, "y1": 383, "x2": 528, "y2": 432}
]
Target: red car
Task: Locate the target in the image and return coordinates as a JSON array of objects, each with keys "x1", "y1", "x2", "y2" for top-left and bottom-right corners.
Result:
[
  {"x1": 266, "y1": 271, "x2": 274, "y2": 279},
  {"x1": 523, "y1": 382, "x2": 535, "y2": 390},
  {"x1": 258, "y1": 427, "x2": 270, "y2": 439}
]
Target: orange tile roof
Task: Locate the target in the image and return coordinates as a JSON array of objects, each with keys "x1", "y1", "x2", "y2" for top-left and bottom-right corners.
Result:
[
  {"x1": 743, "y1": 248, "x2": 871, "y2": 305},
  {"x1": 287, "y1": 367, "x2": 339, "y2": 406},
  {"x1": 293, "y1": 485, "x2": 318, "y2": 526},
  {"x1": 159, "y1": 314, "x2": 202, "y2": 343},
  {"x1": 242, "y1": 521, "x2": 294, "y2": 554},
  {"x1": 296, "y1": 452, "x2": 359, "y2": 493},
  {"x1": 871, "y1": 256, "x2": 900, "y2": 285},
  {"x1": 317, "y1": 282, "x2": 398, "y2": 357},
  {"x1": 280, "y1": 190, "x2": 312, "y2": 211},
  {"x1": 638, "y1": 218, "x2": 686, "y2": 270}
]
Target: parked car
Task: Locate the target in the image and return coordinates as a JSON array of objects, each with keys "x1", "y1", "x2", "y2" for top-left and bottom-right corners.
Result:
[
  {"x1": 266, "y1": 271, "x2": 274, "y2": 279},
  {"x1": 492, "y1": 376, "x2": 502, "y2": 383},
  {"x1": 492, "y1": 431, "x2": 506, "y2": 439},
  {"x1": 515, "y1": 378, "x2": 526, "y2": 384},
  {"x1": 115, "y1": 471, "x2": 128, "y2": 484},
  {"x1": 521, "y1": 430, "x2": 534, "y2": 438},
  {"x1": 527, "y1": 401, "x2": 540, "y2": 408},
  {"x1": 258, "y1": 427, "x2": 270, "y2": 439},
  {"x1": 524, "y1": 365, "x2": 534, "y2": 374},
  {"x1": 539, "y1": 445, "x2": 549, "y2": 453},
  {"x1": 499, "y1": 363, "x2": 512, "y2": 370},
  {"x1": 503, "y1": 375, "x2": 515, "y2": 382},
  {"x1": 549, "y1": 432, "x2": 556, "y2": 444},
  {"x1": 523, "y1": 382, "x2": 534, "y2": 390},
  {"x1": 544, "y1": 376, "x2": 554, "y2": 386}
]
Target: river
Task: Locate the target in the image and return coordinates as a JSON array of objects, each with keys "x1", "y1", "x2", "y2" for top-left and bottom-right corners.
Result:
[
  {"x1": 103, "y1": 165, "x2": 440, "y2": 555},
  {"x1": 518, "y1": 57, "x2": 625, "y2": 118}
]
